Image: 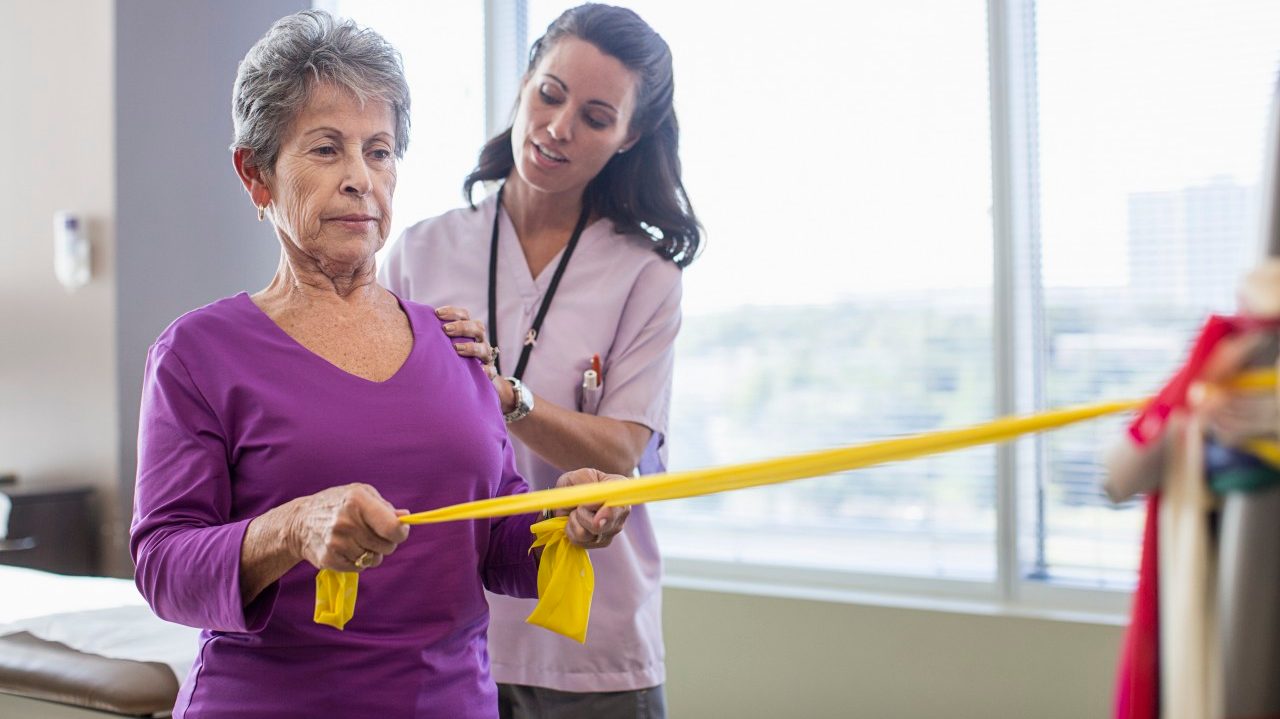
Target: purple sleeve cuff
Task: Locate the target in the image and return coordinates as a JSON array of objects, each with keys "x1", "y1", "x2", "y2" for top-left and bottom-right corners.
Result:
[
  {"x1": 480, "y1": 436, "x2": 539, "y2": 598},
  {"x1": 130, "y1": 342, "x2": 280, "y2": 633},
  {"x1": 483, "y1": 512, "x2": 540, "y2": 599},
  {"x1": 133, "y1": 517, "x2": 279, "y2": 633}
]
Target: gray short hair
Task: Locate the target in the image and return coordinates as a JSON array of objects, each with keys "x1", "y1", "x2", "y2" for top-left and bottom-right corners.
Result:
[{"x1": 231, "y1": 9, "x2": 410, "y2": 173}]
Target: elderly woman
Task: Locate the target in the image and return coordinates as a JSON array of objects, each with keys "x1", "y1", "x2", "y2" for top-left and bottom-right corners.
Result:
[{"x1": 128, "y1": 10, "x2": 628, "y2": 718}]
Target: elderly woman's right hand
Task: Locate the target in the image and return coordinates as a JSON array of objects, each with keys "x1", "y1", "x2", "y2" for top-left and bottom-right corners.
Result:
[{"x1": 290, "y1": 483, "x2": 410, "y2": 572}]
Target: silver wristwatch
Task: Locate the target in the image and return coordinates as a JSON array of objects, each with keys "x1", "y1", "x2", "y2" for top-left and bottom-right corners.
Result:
[{"x1": 503, "y1": 376, "x2": 535, "y2": 424}]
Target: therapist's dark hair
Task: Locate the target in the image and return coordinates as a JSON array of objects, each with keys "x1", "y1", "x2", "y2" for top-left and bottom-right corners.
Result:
[{"x1": 463, "y1": 3, "x2": 702, "y2": 267}]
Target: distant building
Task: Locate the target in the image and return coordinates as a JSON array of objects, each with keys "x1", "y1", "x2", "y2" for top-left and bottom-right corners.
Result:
[{"x1": 1127, "y1": 178, "x2": 1256, "y2": 311}]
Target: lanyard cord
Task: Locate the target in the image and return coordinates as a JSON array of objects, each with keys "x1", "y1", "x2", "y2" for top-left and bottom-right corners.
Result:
[{"x1": 488, "y1": 185, "x2": 592, "y2": 380}]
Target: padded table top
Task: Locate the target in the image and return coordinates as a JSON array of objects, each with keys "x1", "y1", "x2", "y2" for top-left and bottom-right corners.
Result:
[{"x1": 0, "y1": 631, "x2": 179, "y2": 717}]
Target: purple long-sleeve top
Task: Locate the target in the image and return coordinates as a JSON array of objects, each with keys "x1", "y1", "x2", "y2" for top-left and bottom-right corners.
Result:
[{"x1": 129, "y1": 293, "x2": 539, "y2": 718}]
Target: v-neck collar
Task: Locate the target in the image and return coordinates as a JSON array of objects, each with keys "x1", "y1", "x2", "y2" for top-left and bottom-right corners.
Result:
[
  {"x1": 237, "y1": 291, "x2": 418, "y2": 386},
  {"x1": 492, "y1": 197, "x2": 607, "y2": 303}
]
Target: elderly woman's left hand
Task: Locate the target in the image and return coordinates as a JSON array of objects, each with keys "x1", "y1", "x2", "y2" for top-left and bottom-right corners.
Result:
[
  {"x1": 553, "y1": 468, "x2": 631, "y2": 548},
  {"x1": 437, "y1": 305, "x2": 498, "y2": 382}
]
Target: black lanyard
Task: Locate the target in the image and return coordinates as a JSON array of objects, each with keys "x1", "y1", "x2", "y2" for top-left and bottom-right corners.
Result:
[{"x1": 488, "y1": 185, "x2": 591, "y2": 380}]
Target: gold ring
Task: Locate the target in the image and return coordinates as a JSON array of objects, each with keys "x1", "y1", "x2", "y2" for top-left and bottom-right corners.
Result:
[{"x1": 354, "y1": 550, "x2": 375, "y2": 569}]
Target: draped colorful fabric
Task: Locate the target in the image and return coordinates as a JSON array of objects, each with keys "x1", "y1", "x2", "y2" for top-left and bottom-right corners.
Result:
[
  {"x1": 1114, "y1": 493, "x2": 1161, "y2": 719},
  {"x1": 1128, "y1": 315, "x2": 1280, "y2": 446}
]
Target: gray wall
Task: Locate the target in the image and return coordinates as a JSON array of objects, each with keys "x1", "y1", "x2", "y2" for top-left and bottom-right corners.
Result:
[{"x1": 112, "y1": 0, "x2": 306, "y2": 573}]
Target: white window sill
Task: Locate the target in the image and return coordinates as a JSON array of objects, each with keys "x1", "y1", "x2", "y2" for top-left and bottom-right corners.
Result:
[{"x1": 662, "y1": 557, "x2": 1129, "y2": 627}]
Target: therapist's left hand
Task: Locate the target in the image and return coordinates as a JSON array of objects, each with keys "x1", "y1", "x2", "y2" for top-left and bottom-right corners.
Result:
[
  {"x1": 437, "y1": 305, "x2": 498, "y2": 382},
  {"x1": 554, "y1": 468, "x2": 631, "y2": 549}
]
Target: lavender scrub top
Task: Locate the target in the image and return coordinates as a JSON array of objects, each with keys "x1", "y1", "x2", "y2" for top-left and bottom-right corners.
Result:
[
  {"x1": 129, "y1": 293, "x2": 539, "y2": 719},
  {"x1": 380, "y1": 192, "x2": 682, "y2": 692}
]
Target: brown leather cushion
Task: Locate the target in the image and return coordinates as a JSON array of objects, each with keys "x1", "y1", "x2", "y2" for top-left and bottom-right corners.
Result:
[{"x1": 0, "y1": 631, "x2": 179, "y2": 717}]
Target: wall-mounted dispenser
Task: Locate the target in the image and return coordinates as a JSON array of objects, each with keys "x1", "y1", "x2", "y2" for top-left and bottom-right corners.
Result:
[{"x1": 53, "y1": 211, "x2": 91, "y2": 291}]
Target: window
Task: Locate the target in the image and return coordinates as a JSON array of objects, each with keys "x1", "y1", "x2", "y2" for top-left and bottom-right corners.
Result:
[
  {"x1": 337, "y1": 0, "x2": 1280, "y2": 607},
  {"x1": 530, "y1": 0, "x2": 999, "y2": 583},
  {"x1": 1027, "y1": 0, "x2": 1280, "y2": 588},
  {"x1": 528, "y1": 0, "x2": 1279, "y2": 602}
]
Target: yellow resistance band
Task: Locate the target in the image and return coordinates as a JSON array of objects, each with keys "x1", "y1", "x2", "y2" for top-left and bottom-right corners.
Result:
[{"x1": 315, "y1": 369, "x2": 1277, "y2": 638}]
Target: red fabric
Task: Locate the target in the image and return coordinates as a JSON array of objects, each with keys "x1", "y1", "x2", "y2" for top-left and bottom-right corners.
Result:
[
  {"x1": 1115, "y1": 493, "x2": 1160, "y2": 719},
  {"x1": 1129, "y1": 315, "x2": 1234, "y2": 445},
  {"x1": 1128, "y1": 315, "x2": 1280, "y2": 446}
]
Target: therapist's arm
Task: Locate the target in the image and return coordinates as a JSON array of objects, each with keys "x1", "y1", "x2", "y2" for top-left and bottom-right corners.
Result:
[
  {"x1": 498, "y1": 385, "x2": 652, "y2": 475},
  {"x1": 438, "y1": 264, "x2": 680, "y2": 476},
  {"x1": 436, "y1": 307, "x2": 654, "y2": 475}
]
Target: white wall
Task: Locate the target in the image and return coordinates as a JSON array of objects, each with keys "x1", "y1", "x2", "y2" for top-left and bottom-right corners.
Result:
[
  {"x1": 0, "y1": 0, "x2": 117, "y2": 560},
  {"x1": 664, "y1": 588, "x2": 1123, "y2": 718}
]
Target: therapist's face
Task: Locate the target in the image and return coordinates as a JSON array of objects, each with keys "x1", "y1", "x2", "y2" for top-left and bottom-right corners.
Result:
[{"x1": 510, "y1": 37, "x2": 639, "y2": 199}]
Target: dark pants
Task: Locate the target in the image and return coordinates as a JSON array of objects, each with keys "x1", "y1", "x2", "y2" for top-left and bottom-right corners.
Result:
[{"x1": 498, "y1": 683, "x2": 666, "y2": 719}]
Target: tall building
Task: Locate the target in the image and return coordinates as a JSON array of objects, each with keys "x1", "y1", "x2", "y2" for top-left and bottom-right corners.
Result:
[{"x1": 1127, "y1": 178, "x2": 1256, "y2": 311}]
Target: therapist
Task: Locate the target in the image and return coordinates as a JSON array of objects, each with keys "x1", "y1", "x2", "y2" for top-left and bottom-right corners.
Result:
[{"x1": 380, "y1": 5, "x2": 700, "y2": 717}]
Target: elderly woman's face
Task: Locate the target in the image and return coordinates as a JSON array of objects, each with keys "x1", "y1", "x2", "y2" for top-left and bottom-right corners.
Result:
[{"x1": 267, "y1": 83, "x2": 396, "y2": 272}]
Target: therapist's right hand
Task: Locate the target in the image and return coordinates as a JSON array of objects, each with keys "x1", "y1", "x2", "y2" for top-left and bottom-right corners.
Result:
[
  {"x1": 437, "y1": 305, "x2": 499, "y2": 383},
  {"x1": 289, "y1": 483, "x2": 410, "y2": 572},
  {"x1": 1193, "y1": 332, "x2": 1279, "y2": 447},
  {"x1": 1200, "y1": 389, "x2": 1279, "y2": 447}
]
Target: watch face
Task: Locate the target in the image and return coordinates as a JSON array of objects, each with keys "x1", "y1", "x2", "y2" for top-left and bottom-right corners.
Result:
[
  {"x1": 511, "y1": 379, "x2": 529, "y2": 408},
  {"x1": 504, "y1": 377, "x2": 532, "y2": 423}
]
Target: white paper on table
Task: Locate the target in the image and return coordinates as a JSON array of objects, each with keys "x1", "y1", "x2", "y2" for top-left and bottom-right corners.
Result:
[
  {"x1": 0, "y1": 566, "x2": 200, "y2": 681},
  {"x1": 1, "y1": 605, "x2": 200, "y2": 681}
]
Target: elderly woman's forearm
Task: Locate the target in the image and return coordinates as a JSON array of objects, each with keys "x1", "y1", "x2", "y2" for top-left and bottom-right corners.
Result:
[{"x1": 239, "y1": 500, "x2": 304, "y2": 605}]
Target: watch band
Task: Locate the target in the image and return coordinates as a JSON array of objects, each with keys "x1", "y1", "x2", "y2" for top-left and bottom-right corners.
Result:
[{"x1": 503, "y1": 376, "x2": 534, "y2": 424}]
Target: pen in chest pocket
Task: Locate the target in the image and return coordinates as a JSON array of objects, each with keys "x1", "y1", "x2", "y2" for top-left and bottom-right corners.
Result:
[
  {"x1": 582, "y1": 353, "x2": 602, "y2": 390},
  {"x1": 584, "y1": 353, "x2": 602, "y2": 386},
  {"x1": 581, "y1": 353, "x2": 603, "y2": 413}
]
